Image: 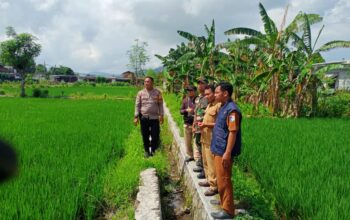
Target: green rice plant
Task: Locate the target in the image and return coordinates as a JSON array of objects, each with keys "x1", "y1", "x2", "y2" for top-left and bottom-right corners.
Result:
[
  {"x1": 163, "y1": 93, "x2": 184, "y2": 136},
  {"x1": 0, "y1": 83, "x2": 138, "y2": 98},
  {"x1": 164, "y1": 96, "x2": 350, "y2": 219},
  {"x1": 103, "y1": 119, "x2": 169, "y2": 219},
  {"x1": 239, "y1": 118, "x2": 350, "y2": 219},
  {"x1": 0, "y1": 97, "x2": 134, "y2": 219}
]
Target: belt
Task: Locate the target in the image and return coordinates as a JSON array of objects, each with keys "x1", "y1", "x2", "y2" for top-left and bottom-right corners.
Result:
[{"x1": 141, "y1": 115, "x2": 158, "y2": 120}]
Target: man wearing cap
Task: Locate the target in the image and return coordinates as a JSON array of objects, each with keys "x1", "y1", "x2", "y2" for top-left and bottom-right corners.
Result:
[
  {"x1": 198, "y1": 84, "x2": 221, "y2": 196},
  {"x1": 180, "y1": 85, "x2": 196, "y2": 162},
  {"x1": 134, "y1": 76, "x2": 164, "y2": 157},
  {"x1": 210, "y1": 82, "x2": 242, "y2": 219},
  {"x1": 192, "y1": 78, "x2": 208, "y2": 179}
]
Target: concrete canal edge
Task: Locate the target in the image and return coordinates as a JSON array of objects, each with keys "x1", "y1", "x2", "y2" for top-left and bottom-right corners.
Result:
[
  {"x1": 135, "y1": 168, "x2": 162, "y2": 220},
  {"x1": 134, "y1": 101, "x2": 222, "y2": 220},
  {"x1": 163, "y1": 101, "x2": 220, "y2": 220}
]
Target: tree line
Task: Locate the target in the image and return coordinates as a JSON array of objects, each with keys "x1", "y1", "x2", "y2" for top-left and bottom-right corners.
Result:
[{"x1": 156, "y1": 3, "x2": 350, "y2": 117}]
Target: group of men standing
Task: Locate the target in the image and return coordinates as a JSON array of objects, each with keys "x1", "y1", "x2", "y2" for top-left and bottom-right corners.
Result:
[
  {"x1": 181, "y1": 79, "x2": 242, "y2": 219},
  {"x1": 134, "y1": 76, "x2": 242, "y2": 219}
]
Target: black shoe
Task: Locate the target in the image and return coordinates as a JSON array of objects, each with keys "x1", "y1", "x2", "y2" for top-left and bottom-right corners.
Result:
[
  {"x1": 184, "y1": 156, "x2": 194, "y2": 162},
  {"x1": 204, "y1": 188, "x2": 218, "y2": 196},
  {"x1": 193, "y1": 167, "x2": 203, "y2": 172},
  {"x1": 198, "y1": 181, "x2": 210, "y2": 187},
  {"x1": 144, "y1": 152, "x2": 150, "y2": 158},
  {"x1": 210, "y1": 211, "x2": 234, "y2": 219},
  {"x1": 210, "y1": 200, "x2": 220, "y2": 205},
  {"x1": 196, "y1": 160, "x2": 203, "y2": 167},
  {"x1": 197, "y1": 172, "x2": 205, "y2": 179}
]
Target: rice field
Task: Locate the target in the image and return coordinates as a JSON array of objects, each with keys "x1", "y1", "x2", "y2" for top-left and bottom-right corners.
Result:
[
  {"x1": 0, "y1": 84, "x2": 138, "y2": 98},
  {"x1": 164, "y1": 94, "x2": 350, "y2": 219},
  {"x1": 240, "y1": 118, "x2": 350, "y2": 219},
  {"x1": 0, "y1": 96, "x2": 134, "y2": 219}
]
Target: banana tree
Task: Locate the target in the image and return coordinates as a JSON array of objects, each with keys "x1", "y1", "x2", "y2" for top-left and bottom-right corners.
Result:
[
  {"x1": 289, "y1": 13, "x2": 350, "y2": 116},
  {"x1": 225, "y1": 2, "x2": 290, "y2": 115},
  {"x1": 177, "y1": 19, "x2": 224, "y2": 81}
]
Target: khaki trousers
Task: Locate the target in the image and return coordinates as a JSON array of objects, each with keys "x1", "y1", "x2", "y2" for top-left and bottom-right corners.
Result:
[
  {"x1": 184, "y1": 124, "x2": 193, "y2": 158},
  {"x1": 214, "y1": 155, "x2": 234, "y2": 216},
  {"x1": 202, "y1": 143, "x2": 217, "y2": 190},
  {"x1": 194, "y1": 133, "x2": 201, "y2": 161}
]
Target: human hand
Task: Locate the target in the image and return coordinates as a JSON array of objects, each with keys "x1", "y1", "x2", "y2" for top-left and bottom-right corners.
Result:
[
  {"x1": 133, "y1": 117, "x2": 139, "y2": 126},
  {"x1": 160, "y1": 116, "x2": 164, "y2": 124},
  {"x1": 198, "y1": 122, "x2": 205, "y2": 129},
  {"x1": 222, "y1": 152, "x2": 231, "y2": 169}
]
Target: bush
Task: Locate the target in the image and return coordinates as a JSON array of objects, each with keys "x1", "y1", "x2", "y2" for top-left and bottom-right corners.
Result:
[
  {"x1": 317, "y1": 91, "x2": 350, "y2": 117},
  {"x1": 32, "y1": 88, "x2": 49, "y2": 98},
  {"x1": 32, "y1": 88, "x2": 41, "y2": 97},
  {"x1": 0, "y1": 90, "x2": 5, "y2": 95}
]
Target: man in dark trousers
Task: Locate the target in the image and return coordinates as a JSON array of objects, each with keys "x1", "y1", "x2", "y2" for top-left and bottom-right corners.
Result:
[
  {"x1": 210, "y1": 82, "x2": 242, "y2": 219},
  {"x1": 134, "y1": 76, "x2": 164, "y2": 157}
]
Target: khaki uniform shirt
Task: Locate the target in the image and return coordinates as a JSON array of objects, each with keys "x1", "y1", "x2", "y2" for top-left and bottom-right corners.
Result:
[
  {"x1": 134, "y1": 88, "x2": 164, "y2": 119},
  {"x1": 201, "y1": 102, "x2": 221, "y2": 145}
]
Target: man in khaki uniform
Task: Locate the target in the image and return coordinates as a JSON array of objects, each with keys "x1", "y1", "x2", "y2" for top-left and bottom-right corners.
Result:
[
  {"x1": 134, "y1": 76, "x2": 164, "y2": 157},
  {"x1": 198, "y1": 84, "x2": 221, "y2": 196},
  {"x1": 192, "y1": 78, "x2": 208, "y2": 179}
]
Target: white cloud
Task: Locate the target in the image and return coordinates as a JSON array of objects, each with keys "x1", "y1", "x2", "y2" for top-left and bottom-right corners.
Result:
[
  {"x1": 0, "y1": 0, "x2": 9, "y2": 9},
  {"x1": 0, "y1": 0, "x2": 349, "y2": 74},
  {"x1": 28, "y1": 0, "x2": 58, "y2": 11}
]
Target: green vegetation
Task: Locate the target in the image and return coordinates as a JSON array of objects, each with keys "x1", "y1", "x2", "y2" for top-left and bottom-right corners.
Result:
[
  {"x1": 0, "y1": 98, "x2": 134, "y2": 219},
  {"x1": 239, "y1": 118, "x2": 350, "y2": 219},
  {"x1": 0, "y1": 83, "x2": 138, "y2": 98},
  {"x1": 127, "y1": 39, "x2": 150, "y2": 81},
  {"x1": 163, "y1": 93, "x2": 185, "y2": 135},
  {"x1": 0, "y1": 27, "x2": 41, "y2": 97},
  {"x1": 316, "y1": 91, "x2": 350, "y2": 117},
  {"x1": 164, "y1": 96, "x2": 350, "y2": 219},
  {"x1": 156, "y1": 3, "x2": 350, "y2": 117},
  {"x1": 104, "y1": 120, "x2": 170, "y2": 219}
]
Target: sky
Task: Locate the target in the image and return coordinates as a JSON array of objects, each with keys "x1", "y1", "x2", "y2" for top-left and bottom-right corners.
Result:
[{"x1": 0, "y1": 0, "x2": 349, "y2": 75}]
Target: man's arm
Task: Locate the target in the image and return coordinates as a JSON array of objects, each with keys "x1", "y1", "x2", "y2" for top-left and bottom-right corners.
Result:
[
  {"x1": 180, "y1": 99, "x2": 186, "y2": 115},
  {"x1": 222, "y1": 111, "x2": 239, "y2": 168},
  {"x1": 158, "y1": 91, "x2": 164, "y2": 124},
  {"x1": 202, "y1": 122, "x2": 215, "y2": 128},
  {"x1": 134, "y1": 91, "x2": 141, "y2": 126},
  {"x1": 134, "y1": 91, "x2": 141, "y2": 118}
]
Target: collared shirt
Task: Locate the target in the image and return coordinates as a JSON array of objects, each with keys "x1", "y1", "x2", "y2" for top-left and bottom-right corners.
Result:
[
  {"x1": 201, "y1": 102, "x2": 221, "y2": 145},
  {"x1": 134, "y1": 88, "x2": 164, "y2": 120},
  {"x1": 194, "y1": 94, "x2": 208, "y2": 133}
]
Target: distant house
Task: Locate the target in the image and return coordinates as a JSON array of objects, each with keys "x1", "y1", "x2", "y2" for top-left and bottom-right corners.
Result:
[
  {"x1": 33, "y1": 73, "x2": 47, "y2": 81},
  {"x1": 50, "y1": 75, "x2": 78, "y2": 83},
  {"x1": 0, "y1": 65, "x2": 20, "y2": 81},
  {"x1": 313, "y1": 60, "x2": 350, "y2": 91},
  {"x1": 121, "y1": 71, "x2": 135, "y2": 79},
  {"x1": 0, "y1": 65, "x2": 10, "y2": 73},
  {"x1": 81, "y1": 75, "x2": 97, "y2": 82}
]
